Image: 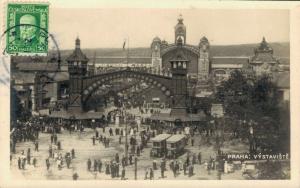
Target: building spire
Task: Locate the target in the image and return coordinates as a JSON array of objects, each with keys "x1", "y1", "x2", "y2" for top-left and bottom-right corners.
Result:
[
  {"x1": 75, "y1": 37, "x2": 80, "y2": 49},
  {"x1": 178, "y1": 14, "x2": 183, "y2": 23}
]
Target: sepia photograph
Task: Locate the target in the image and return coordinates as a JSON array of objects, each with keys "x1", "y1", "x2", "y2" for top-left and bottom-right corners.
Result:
[{"x1": 0, "y1": 0, "x2": 299, "y2": 186}]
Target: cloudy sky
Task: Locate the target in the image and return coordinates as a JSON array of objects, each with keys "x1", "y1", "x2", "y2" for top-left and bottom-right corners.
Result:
[{"x1": 49, "y1": 7, "x2": 289, "y2": 49}]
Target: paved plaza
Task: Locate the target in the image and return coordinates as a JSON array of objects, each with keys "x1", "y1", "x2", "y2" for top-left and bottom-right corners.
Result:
[{"x1": 11, "y1": 117, "x2": 249, "y2": 180}]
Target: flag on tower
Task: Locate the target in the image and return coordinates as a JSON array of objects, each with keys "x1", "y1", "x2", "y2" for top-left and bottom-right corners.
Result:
[{"x1": 123, "y1": 40, "x2": 126, "y2": 50}]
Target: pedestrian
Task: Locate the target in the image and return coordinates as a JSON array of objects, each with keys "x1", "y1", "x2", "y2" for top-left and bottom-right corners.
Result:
[
  {"x1": 105, "y1": 163, "x2": 110, "y2": 174},
  {"x1": 119, "y1": 136, "x2": 122, "y2": 144},
  {"x1": 94, "y1": 159, "x2": 98, "y2": 171},
  {"x1": 116, "y1": 163, "x2": 120, "y2": 177},
  {"x1": 149, "y1": 168, "x2": 154, "y2": 180},
  {"x1": 129, "y1": 154, "x2": 133, "y2": 165},
  {"x1": 192, "y1": 154, "x2": 196, "y2": 164},
  {"x1": 72, "y1": 172, "x2": 79, "y2": 180},
  {"x1": 87, "y1": 158, "x2": 91, "y2": 171},
  {"x1": 198, "y1": 152, "x2": 202, "y2": 164},
  {"x1": 115, "y1": 153, "x2": 120, "y2": 163},
  {"x1": 188, "y1": 165, "x2": 193, "y2": 177},
  {"x1": 57, "y1": 141, "x2": 61, "y2": 150},
  {"x1": 92, "y1": 136, "x2": 96, "y2": 145},
  {"x1": 18, "y1": 157, "x2": 21, "y2": 169},
  {"x1": 136, "y1": 146, "x2": 140, "y2": 156},
  {"x1": 109, "y1": 128, "x2": 113, "y2": 136},
  {"x1": 54, "y1": 134, "x2": 58, "y2": 144},
  {"x1": 27, "y1": 148, "x2": 31, "y2": 164},
  {"x1": 96, "y1": 130, "x2": 99, "y2": 138},
  {"x1": 160, "y1": 162, "x2": 165, "y2": 178},
  {"x1": 110, "y1": 162, "x2": 115, "y2": 178},
  {"x1": 35, "y1": 141, "x2": 39, "y2": 151},
  {"x1": 33, "y1": 158, "x2": 37, "y2": 167},
  {"x1": 186, "y1": 155, "x2": 190, "y2": 165},
  {"x1": 46, "y1": 158, "x2": 50, "y2": 170},
  {"x1": 173, "y1": 165, "x2": 176, "y2": 177},
  {"x1": 153, "y1": 160, "x2": 157, "y2": 170},
  {"x1": 107, "y1": 139, "x2": 110, "y2": 147},
  {"x1": 145, "y1": 168, "x2": 149, "y2": 180},
  {"x1": 183, "y1": 162, "x2": 187, "y2": 175},
  {"x1": 66, "y1": 157, "x2": 71, "y2": 169},
  {"x1": 121, "y1": 168, "x2": 126, "y2": 180},
  {"x1": 49, "y1": 146, "x2": 52, "y2": 158},
  {"x1": 22, "y1": 158, "x2": 26, "y2": 169},
  {"x1": 71, "y1": 149, "x2": 75, "y2": 159},
  {"x1": 175, "y1": 161, "x2": 180, "y2": 176},
  {"x1": 98, "y1": 159, "x2": 102, "y2": 172}
]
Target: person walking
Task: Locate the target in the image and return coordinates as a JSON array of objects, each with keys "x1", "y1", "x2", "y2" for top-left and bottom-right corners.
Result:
[
  {"x1": 121, "y1": 167, "x2": 126, "y2": 180},
  {"x1": 46, "y1": 158, "x2": 50, "y2": 170},
  {"x1": 129, "y1": 155, "x2": 133, "y2": 165},
  {"x1": 71, "y1": 149, "x2": 75, "y2": 159},
  {"x1": 18, "y1": 157, "x2": 21, "y2": 169},
  {"x1": 198, "y1": 152, "x2": 202, "y2": 164},
  {"x1": 27, "y1": 148, "x2": 31, "y2": 164},
  {"x1": 149, "y1": 168, "x2": 154, "y2": 180},
  {"x1": 94, "y1": 159, "x2": 98, "y2": 171},
  {"x1": 98, "y1": 159, "x2": 102, "y2": 173},
  {"x1": 49, "y1": 146, "x2": 52, "y2": 158},
  {"x1": 119, "y1": 136, "x2": 122, "y2": 144},
  {"x1": 87, "y1": 159, "x2": 92, "y2": 171},
  {"x1": 160, "y1": 162, "x2": 165, "y2": 178},
  {"x1": 22, "y1": 158, "x2": 26, "y2": 170},
  {"x1": 183, "y1": 162, "x2": 187, "y2": 175},
  {"x1": 115, "y1": 153, "x2": 120, "y2": 163},
  {"x1": 109, "y1": 128, "x2": 113, "y2": 136},
  {"x1": 144, "y1": 168, "x2": 149, "y2": 180},
  {"x1": 72, "y1": 172, "x2": 79, "y2": 180},
  {"x1": 33, "y1": 158, "x2": 37, "y2": 167},
  {"x1": 34, "y1": 141, "x2": 39, "y2": 151},
  {"x1": 57, "y1": 141, "x2": 61, "y2": 150}
]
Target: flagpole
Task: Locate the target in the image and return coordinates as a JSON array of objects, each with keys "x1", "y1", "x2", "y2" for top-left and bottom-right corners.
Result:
[{"x1": 127, "y1": 37, "x2": 129, "y2": 68}]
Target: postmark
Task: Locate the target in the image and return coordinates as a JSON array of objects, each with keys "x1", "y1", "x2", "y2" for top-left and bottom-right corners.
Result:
[{"x1": 6, "y1": 3, "x2": 49, "y2": 54}]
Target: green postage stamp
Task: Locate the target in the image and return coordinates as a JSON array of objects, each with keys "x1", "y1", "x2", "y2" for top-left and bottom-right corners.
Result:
[{"x1": 6, "y1": 3, "x2": 49, "y2": 54}]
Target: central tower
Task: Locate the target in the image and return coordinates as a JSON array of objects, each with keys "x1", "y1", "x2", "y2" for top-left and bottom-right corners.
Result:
[
  {"x1": 170, "y1": 38, "x2": 189, "y2": 116},
  {"x1": 67, "y1": 37, "x2": 89, "y2": 112},
  {"x1": 175, "y1": 14, "x2": 186, "y2": 45}
]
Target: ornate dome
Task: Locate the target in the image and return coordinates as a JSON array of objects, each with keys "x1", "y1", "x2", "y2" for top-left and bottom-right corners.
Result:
[{"x1": 153, "y1": 36, "x2": 161, "y2": 43}]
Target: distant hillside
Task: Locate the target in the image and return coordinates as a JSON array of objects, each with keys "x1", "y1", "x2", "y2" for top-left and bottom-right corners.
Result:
[
  {"x1": 59, "y1": 42, "x2": 289, "y2": 59},
  {"x1": 209, "y1": 42, "x2": 290, "y2": 57}
]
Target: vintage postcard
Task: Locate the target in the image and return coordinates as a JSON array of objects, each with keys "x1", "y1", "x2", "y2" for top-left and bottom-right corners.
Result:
[{"x1": 0, "y1": 0, "x2": 299, "y2": 188}]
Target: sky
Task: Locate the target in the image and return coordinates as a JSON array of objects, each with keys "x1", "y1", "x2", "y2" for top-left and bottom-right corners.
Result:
[{"x1": 49, "y1": 8, "x2": 289, "y2": 49}]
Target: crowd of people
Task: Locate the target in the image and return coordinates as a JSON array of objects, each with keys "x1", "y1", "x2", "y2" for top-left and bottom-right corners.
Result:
[{"x1": 10, "y1": 107, "x2": 238, "y2": 180}]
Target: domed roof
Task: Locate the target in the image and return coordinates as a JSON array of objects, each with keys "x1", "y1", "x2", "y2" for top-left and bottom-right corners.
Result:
[
  {"x1": 200, "y1": 36, "x2": 208, "y2": 43},
  {"x1": 175, "y1": 14, "x2": 186, "y2": 31},
  {"x1": 254, "y1": 37, "x2": 273, "y2": 54},
  {"x1": 153, "y1": 36, "x2": 161, "y2": 42},
  {"x1": 66, "y1": 37, "x2": 89, "y2": 62}
]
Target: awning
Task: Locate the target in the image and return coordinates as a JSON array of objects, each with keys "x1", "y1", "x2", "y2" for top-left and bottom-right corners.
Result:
[{"x1": 49, "y1": 110, "x2": 104, "y2": 120}]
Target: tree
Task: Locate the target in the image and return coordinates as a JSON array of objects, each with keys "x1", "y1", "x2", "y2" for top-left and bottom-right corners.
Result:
[
  {"x1": 216, "y1": 71, "x2": 284, "y2": 150},
  {"x1": 215, "y1": 70, "x2": 254, "y2": 120}
]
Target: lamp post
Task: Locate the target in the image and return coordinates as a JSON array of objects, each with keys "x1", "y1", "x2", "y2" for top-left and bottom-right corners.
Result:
[{"x1": 134, "y1": 156, "x2": 138, "y2": 180}]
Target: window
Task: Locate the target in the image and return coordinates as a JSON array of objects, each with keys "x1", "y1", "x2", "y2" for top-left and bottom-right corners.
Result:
[{"x1": 173, "y1": 62, "x2": 177, "y2": 69}]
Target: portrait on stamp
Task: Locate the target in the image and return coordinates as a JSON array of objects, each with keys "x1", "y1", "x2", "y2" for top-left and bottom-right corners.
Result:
[{"x1": 6, "y1": 3, "x2": 49, "y2": 54}]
